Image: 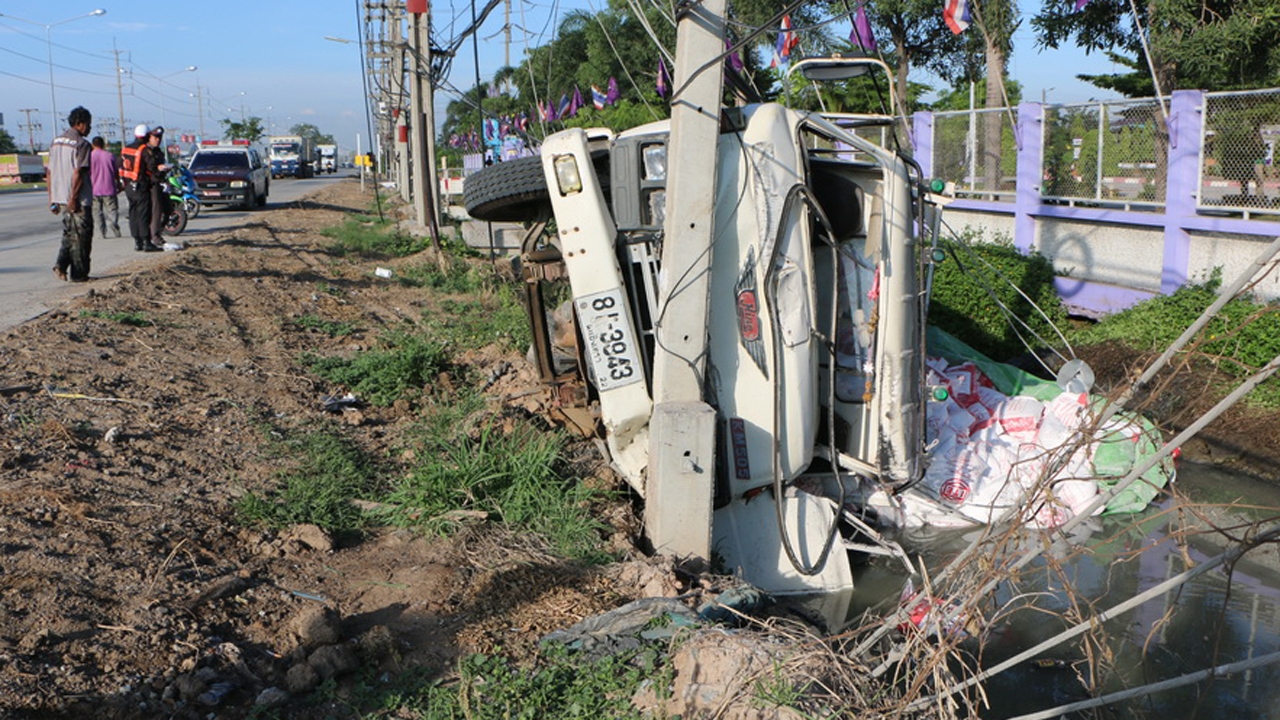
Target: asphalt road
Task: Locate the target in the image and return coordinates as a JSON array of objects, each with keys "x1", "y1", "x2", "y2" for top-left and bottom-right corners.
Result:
[{"x1": 0, "y1": 174, "x2": 353, "y2": 332}]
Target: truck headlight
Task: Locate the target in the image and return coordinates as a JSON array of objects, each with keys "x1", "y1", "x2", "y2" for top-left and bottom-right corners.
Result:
[
  {"x1": 553, "y1": 154, "x2": 582, "y2": 195},
  {"x1": 642, "y1": 143, "x2": 667, "y2": 181},
  {"x1": 230, "y1": 181, "x2": 247, "y2": 188}
]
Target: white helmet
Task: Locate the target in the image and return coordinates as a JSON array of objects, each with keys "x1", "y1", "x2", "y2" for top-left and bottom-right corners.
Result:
[{"x1": 134, "y1": 124, "x2": 150, "y2": 138}]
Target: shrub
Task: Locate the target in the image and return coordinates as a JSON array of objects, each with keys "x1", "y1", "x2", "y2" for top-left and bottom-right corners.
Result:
[{"x1": 928, "y1": 231, "x2": 1067, "y2": 362}]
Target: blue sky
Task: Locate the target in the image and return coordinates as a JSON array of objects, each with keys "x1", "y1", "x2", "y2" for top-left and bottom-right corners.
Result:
[{"x1": 0, "y1": 0, "x2": 1123, "y2": 154}]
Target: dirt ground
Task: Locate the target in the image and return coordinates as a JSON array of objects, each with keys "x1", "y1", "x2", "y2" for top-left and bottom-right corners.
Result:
[
  {"x1": 0, "y1": 182, "x2": 683, "y2": 719},
  {"x1": 2, "y1": 179, "x2": 1278, "y2": 719}
]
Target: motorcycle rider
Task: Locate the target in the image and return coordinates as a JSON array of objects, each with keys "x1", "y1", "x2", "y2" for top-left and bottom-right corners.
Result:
[{"x1": 120, "y1": 124, "x2": 160, "y2": 252}]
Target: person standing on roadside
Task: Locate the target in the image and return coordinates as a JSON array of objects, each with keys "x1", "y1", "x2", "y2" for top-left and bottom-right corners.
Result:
[
  {"x1": 89, "y1": 136, "x2": 122, "y2": 238},
  {"x1": 145, "y1": 126, "x2": 171, "y2": 249},
  {"x1": 48, "y1": 106, "x2": 95, "y2": 282},
  {"x1": 120, "y1": 124, "x2": 159, "y2": 252}
]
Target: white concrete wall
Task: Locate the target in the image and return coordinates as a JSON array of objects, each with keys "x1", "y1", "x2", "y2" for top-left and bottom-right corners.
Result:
[
  {"x1": 1188, "y1": 231, "x2": 1280, "y2": 301},
  {"x1": 945, "y1": 209, "x2": 1280, "y2": 302},
  {"x1": 1036, "y1": 221, "x2": 1165, "y2": 293}
]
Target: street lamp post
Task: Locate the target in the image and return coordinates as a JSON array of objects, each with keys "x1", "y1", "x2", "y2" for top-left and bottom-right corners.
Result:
[
  {"x1": 153, "y1": 65, "x2": 197, "y2": 127},
  {"x1": 0, "y1": 9, "x2": 106, "y2": 137}
]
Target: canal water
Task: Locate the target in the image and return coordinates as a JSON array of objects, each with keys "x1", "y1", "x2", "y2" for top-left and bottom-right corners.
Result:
[{"x1": 842, "y1": 460, "x2": 1280, "y2": 719}]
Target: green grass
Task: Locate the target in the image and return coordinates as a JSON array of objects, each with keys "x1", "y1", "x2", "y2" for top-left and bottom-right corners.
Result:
[
  {"x1": 322, "y1": 216, "x2": 429, "y2": 257},
  {"x1": 396, "y1": 257, "x2": 491, "y2": 293},
  {"x1": 79, "y1": 309, "x2": 154, "y2": 327},
  {"x1": 304, "y1": 329, "x2": 449, "y2": 406},
  {"x1": 426, "y1": 289, "x2": 531, "y2": 353},
  {"x1": 380, "y1": 420, "x2": 613, "y2": 563},
  {"x1": 237, "y1": 428, "x2": 380, "y2": 533},
  {"x1": 293, "y1": 645, "x2": 658, "y2": 719},
  {"x1": 291, "y1": 313, "x2": 356, "y2": 337}
]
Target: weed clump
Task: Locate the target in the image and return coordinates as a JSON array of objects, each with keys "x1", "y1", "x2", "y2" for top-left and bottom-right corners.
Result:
[
  {"x1": 383, "y1": 421, "x2": 613, "y2": 563},
  {"x1": 237, "y1": 429, "x2": 378, "y2": 533},
  {"x1": 79, "y1": 309, "x2": 153, "y2": 327},
  {"x1": 321, "y1": 216, "x2": 428, "y2": 257},
  {"x1": 304, "y1": 330, "x2": 449, "y2": 406}
]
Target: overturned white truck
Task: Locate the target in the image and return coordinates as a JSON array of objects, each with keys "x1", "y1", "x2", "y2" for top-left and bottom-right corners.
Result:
[{"x1": 463, "y1": 55, "x2": 1171, "y2": 601}]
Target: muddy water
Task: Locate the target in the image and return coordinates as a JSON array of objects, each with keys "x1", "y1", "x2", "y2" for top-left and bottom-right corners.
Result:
[{"x1": 841, "y1": 461, "x2": 1280, "y2": 719}]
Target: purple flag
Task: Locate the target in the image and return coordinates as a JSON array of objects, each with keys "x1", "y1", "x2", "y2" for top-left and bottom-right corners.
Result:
[
  {"x1": 726, "y1": 38, "x2": 744, "y2": 73},
  {"x1": 1074, "y1": 0, "x2": 1091, "y2": 9},
  {"x1": 849, "y1": 4, "x2": 877, "y2": 52},
  {"x1": 657, "y1": 57, "x2": 670, "y2": 98},
  {"x1": 571, "y1": 86, "x2": 584, "y2": 115},
  {"x1": 606, "y1": 77, "x2": 620, "y2": 104}
]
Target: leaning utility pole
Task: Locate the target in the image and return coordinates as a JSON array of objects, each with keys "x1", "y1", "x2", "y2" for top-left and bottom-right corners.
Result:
[{"x1": 644, "y1": 0, "x2": 727, "y2": 561}]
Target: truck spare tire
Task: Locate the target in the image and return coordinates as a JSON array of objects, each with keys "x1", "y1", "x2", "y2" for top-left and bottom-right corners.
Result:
[
  {"x1": 462, "y1": 153, "x2": 610, "y2": 223},
  {"x1": 463, "y1": 157, "x2": 551, "y2": 222}
]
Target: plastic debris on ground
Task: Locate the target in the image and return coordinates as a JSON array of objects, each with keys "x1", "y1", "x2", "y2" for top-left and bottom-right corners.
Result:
[
  {"x1": 320, "y1": 393, "x2": 363, "y2": 413},
  {"x1": 540, "y1": 598, "x2": 700, "y2": 659},
  {"x1": 696, "y1": 585, "x2": 770, "y2": 624},
  {"x1": 894, "y1": 577, "x2": 976, "y2": 641}
]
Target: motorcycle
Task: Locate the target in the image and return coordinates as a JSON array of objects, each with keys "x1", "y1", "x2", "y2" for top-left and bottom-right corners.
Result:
[
  {"x1": 158, "y1": 169, "x2": 188, "y2": 237},
  {"x1": 166, "y1": 166, "x2": 200, "y2": 220}
]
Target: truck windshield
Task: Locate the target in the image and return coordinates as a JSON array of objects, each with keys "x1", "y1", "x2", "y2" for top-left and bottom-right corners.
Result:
[
  {"x1": 190, "y1": 152, "x2": 249, "y2": 170},
  {"x1": 272, "y1": 144, "x2": 299, "y2": 155}
]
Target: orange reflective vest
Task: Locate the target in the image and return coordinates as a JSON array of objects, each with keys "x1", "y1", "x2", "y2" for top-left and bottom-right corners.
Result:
[{"x1": 119, "y1": 144, "x2": 145, "y2": 182}]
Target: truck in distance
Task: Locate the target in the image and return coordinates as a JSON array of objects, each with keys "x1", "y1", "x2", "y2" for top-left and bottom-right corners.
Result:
[
  {"x1": 317, "y1": 144, "x2": 337, "y2": 174},
  {"x1": 267, "y1": 135, "x2": 316, "y2": 179}
]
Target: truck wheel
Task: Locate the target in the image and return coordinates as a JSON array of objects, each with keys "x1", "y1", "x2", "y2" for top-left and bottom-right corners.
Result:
[
  {"x1": 463, "y1": 157, "x2": 550, "y2": 222},
  {"x1": 256, "y1": 185, "x2": 268, "y2": 207}
]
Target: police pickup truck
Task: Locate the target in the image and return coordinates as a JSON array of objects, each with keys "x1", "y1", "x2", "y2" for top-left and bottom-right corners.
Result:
[{"x1": 188, "y1": 140, "x2": 270, "y2": 209}]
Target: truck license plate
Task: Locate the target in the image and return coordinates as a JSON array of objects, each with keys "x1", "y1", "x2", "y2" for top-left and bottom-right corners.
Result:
[{"x1": 576, "y1": 288, "x2": 642, "y2": 392}]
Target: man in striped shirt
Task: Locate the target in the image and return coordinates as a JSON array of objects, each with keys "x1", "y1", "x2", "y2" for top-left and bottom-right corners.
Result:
[{"x1": 47, "y1": 106, "x2": 95, "y2": 282}]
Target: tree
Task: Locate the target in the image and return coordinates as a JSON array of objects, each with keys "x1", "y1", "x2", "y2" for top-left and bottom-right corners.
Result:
[
  {"x1": 0, "y1": 127, "x2": 17, "y2": 154},
  {"x1": 865, "y1": 0, "x2": 971, "y2": 115},
  {"x1": 289, "y1": 123, "x2": 335, "y2": 145},
  {"x1": 1032, "y1": 0, "x2": 1280, "y2": 96},
  {"x1": 219, "y1": 116, "x2": 265, "y2": 143}
]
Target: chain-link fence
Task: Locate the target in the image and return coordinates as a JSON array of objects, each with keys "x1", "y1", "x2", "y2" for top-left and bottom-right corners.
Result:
[
  {"x1": 1201, "y1": 89, "x2": 1280, "y2": 214},
  {"x1": 1042, "y1": 99, "x2": 1167, "y2": 208},
  {"x1": 932, "y1": 107, "x2": 1019, "y2": 202}
]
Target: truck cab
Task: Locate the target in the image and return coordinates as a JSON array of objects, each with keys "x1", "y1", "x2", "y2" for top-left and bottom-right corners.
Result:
[
  {"x1": 465, "y1": 56, "x2": 945, "y2": 597},
  {"x1": 317, "y1": 144, "x2": 337, "y2": 174},
  {"x1": 268, "y1": 135, "x2": 317, "y2": 179}
]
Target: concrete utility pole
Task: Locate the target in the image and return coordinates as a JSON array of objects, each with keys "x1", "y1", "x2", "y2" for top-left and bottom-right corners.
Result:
[
  {"x1": 18, "y1": 108, "x2": 42, "y2": 153},
  {"x1": 390, "y1": 12, "x2": 410, "y2": 202},
  {"x1": 113, "y1": 42, "x2": 127, "y2": 147},
  {"x1": 644, "y1": 0, "x2": 728, "y2": 561},
  {"x1": 407, "y1": 0, "x2": 440, "y2": 241},
  {"x1": 193, "y1": 80, "x2": 206, "y2": 139}
]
